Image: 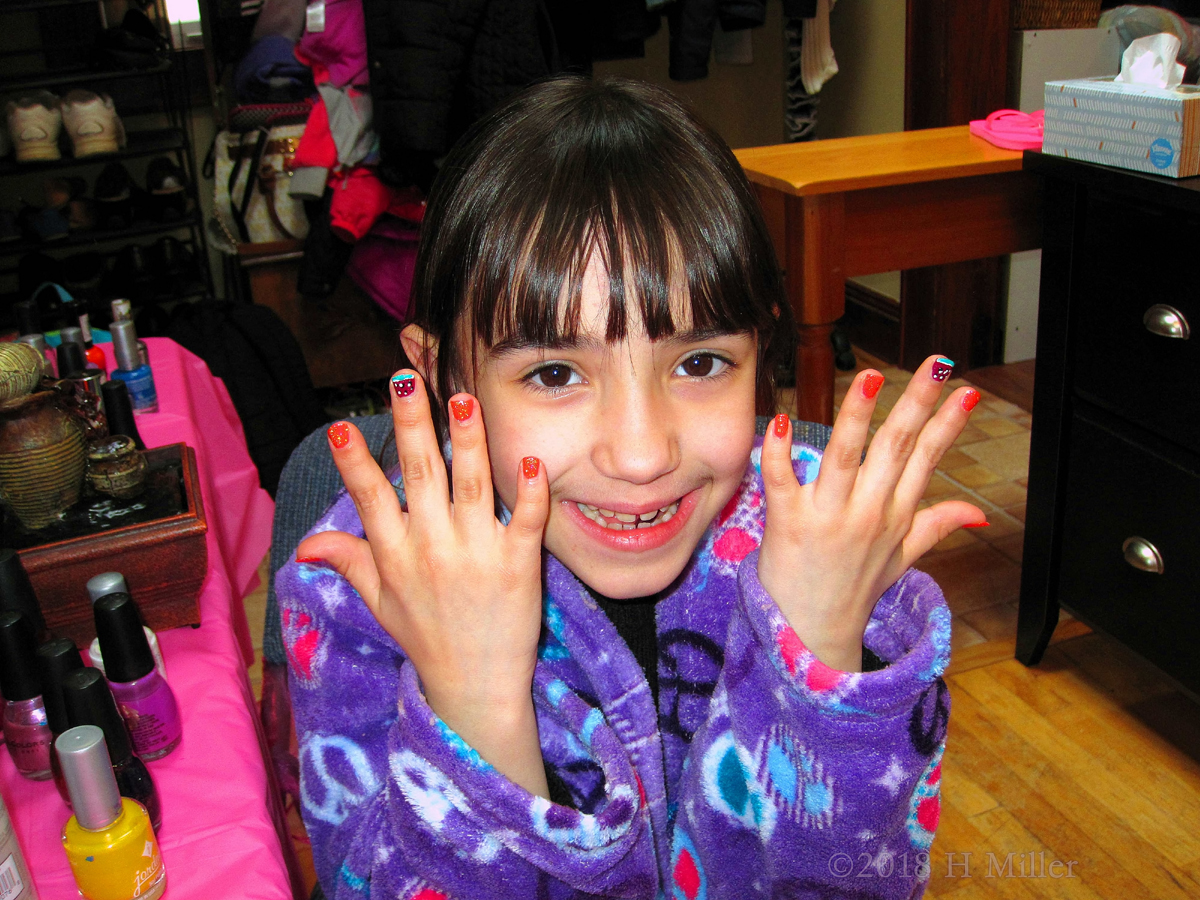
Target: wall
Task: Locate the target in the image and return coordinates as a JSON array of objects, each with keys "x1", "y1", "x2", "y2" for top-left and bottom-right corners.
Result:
[{"x1": 593, "y1": 3, "x2": 786, "y2": 150}]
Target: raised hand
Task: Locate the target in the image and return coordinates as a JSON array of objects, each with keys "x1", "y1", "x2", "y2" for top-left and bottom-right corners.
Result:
[
  {"x1": 757, "y1": 356, "x2": 985, "y2": 672},
  {"x1": 295, "y1": 371, "x2": 551, "y2": 795}
]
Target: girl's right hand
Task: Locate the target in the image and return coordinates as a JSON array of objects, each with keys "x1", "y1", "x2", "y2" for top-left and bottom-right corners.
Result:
[{"x1": 295, "y1": 371, "x2": 552, "y2": 795}]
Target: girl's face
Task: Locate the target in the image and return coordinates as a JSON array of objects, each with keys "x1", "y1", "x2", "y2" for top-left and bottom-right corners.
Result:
[{"x1": 466, "y1": 253, "x2": 759, "y2": 599}]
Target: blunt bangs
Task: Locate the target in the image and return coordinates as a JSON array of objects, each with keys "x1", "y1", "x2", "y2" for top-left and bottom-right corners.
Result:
[{"x1": 407, "y1": 76, "x2": 787, "y2": 424}]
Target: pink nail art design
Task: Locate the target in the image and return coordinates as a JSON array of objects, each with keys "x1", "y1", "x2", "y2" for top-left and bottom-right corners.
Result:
[
  {"x1": 392, "y1": 373, "x2": 416, "y2": 398},
  {"x1": 931, "y1": 357, "x2": 955, "y2": 383}
]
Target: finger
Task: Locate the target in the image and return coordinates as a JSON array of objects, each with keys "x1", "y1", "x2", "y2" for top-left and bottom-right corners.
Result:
[
  {"x1": 505, "y1": 456, "x2": 550, "y2": 555},
  {"x1": 892, "y1": 386, "x2": 981, "y2": 515},
  {"x1": 390, "y1": 370, "x2": 450, "y2": 526},
  {"x1": 326, "y1": 419, "x2": 407, "y2": 552},
  {"x1": 813, "y1": 370, "x2": 884, "y2": 507},
  {"x1": 446, "y1": 393, "x2": 497, "y2": 533},
  {"x1": 897, "y1": 501, "x2": 988, "y2": 571},
  {"x1": 859, "y1": 355, "x2": 956, "y2": 491},
  {"x1": 760, "y1": 413, "x2": 804, "y2": 528},
  {"x1": 295, "y1": 530, "x2": 382, "y2": 613}
]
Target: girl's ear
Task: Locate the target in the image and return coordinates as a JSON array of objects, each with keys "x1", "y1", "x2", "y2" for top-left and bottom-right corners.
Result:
[{"x1": 400, "y1": 324, "x2": 439, "y2": 383}]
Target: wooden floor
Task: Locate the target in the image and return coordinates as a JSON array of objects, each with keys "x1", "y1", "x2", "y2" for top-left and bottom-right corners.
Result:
[{"x1": 246, "y1": 350, "x2": 1200, "y2": 899}]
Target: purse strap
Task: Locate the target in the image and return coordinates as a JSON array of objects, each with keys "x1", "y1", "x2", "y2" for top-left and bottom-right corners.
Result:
[{"x1": 228, "y1": 127, "x2": 269, "y2": 244}]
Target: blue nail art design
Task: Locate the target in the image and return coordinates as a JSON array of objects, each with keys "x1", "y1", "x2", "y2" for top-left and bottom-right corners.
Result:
[
  {"x1": 392, "y1": 373, "x2": 416, "y2": 398},
  {"x1": 931, "y1": 357, "x2": 955, "y2": 383}
]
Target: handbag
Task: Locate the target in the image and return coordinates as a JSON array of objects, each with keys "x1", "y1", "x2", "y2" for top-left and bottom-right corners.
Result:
[{"x1": 208, "y1": 103, "x2": 311, "y2": 250}]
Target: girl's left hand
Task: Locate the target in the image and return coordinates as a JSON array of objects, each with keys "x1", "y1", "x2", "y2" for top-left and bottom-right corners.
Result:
[{"x1": 757, "y1": 355, "x2": 985, "y2": 672}]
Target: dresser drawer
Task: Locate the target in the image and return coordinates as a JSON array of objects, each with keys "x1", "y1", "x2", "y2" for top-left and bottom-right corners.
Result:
[
  {"x1": 1057, "y1": 410, "x2": 1200, "y2": 692},
  {"x1": 1072, "y1": 191, "x2": 1200, "y2": 456}
]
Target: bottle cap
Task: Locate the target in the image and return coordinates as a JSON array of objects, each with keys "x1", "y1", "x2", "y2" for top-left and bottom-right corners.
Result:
[
  {"x1": 15, "y1": 333, "x2": 48, "y2": 356},
  {"x1": 111, "y1": 298, "x2": 132, "y2": 322},
  {"x1": 86, "y1": 572, "x2": 129, "y2": 604},
  {"x1": 77, "y1": 311, "x2": 94, "y2": 345},
  {"x1": 62, "y1": 667, "x2": 134, "y2": 764},
  {"x1": 36, "y1": 638, "x2": 84, "y2": 735},
  {"x1": 14, "y1": 300, "x2": 41, "y2": 336},
  {"x1": 100, "y1": 380, "x2": 145, "y2": 450},
  {"x1": 110, "y1": 320, "x2": 140, "y2": 372},
  {"x1": 93, "y1": 593, "x2": 154, "y2": 683},
  {"x1": 0, "y1": 548, "x2": 46, "y2": 632},
  {"x1": 56, "y1": 725, "x2": 122, "y2": 830},
  {"x1": 60, "y1": 326, "x2": 84, "y2": 348},
  {"x1": 0, "y1": 611, "x2": 42, "y2": 701},
  {"x1": 56, "y1": 340, "x2": 86, "y2": 378}
]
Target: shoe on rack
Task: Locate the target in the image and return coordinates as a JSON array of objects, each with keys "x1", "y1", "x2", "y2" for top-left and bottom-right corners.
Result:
[
  {"x1": 63, "y1": 252, "x2": 106, "y2": 303},
  {"x1": 145, "y1": 156, "x2": 188, "y2": 221},
  {"x1": 17, "y1": 204, "x2": 69, "y2": 242},
  {"x1": 95, "y1": 163, "x2": 133, "y2": 230},
  {"x1": 60, "y1": 90, "x2": 126, "y2": 158},
  {"x1": 6, "y1": 92, "x2": 62, "y2": 162},
  {"x1": 92, "y1": 9, "x2": 169, "y2": 71}
]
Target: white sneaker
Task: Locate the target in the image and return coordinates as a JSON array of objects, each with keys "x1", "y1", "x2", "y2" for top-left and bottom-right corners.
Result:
[
  {"x1": 5, "y1": 92, "x2": 62, "y2": 162},
  {"x1": 60, "y1": 90, "x2": 126, "y2": 158}
]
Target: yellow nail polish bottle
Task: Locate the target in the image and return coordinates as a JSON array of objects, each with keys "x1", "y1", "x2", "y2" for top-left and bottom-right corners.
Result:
[{"x1": 57, "y1": 725, "x2": 166, "y2": 900}]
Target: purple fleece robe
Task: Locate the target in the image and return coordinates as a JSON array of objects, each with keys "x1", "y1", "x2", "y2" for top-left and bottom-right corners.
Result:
[{"x1": 276, "y1": 437, "x2": 951, "y2": 899}]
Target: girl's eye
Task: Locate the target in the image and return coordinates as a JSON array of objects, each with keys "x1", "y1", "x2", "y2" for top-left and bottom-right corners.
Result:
[
  {"x1": 527, "y1": 363, "x2": 582, "y2": 390},
  {"x1": 675, "y1": 353, "x2": 730, "y2": 378}
]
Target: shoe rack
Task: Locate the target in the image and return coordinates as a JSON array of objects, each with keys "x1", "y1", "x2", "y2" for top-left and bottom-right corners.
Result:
[{"x1": 0, "y1": 0, "x2": 212, "y2": 333}]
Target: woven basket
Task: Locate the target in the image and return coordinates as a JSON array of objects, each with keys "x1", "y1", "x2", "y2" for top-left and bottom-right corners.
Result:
[{"x1": 1013, "y1": 0, "x2": 1101, "y2": 29}]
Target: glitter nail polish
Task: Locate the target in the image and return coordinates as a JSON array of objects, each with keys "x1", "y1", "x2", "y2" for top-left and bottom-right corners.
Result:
[
  {"x1": 774, "y1": 413, "x2": 789, "y2": 438},
  {"x1": 862, "y1": 373, "x2": 885, "y2": 399},
  {"x1": 961, "y1": 389, "x2": 981, "y2": 412},
  {"x1": 327, "y1": 421, "x2": 350, "y2": 449},
  {"x1": 450, "y1": 397, "x2": 473, "y2": 422},
  {"x1": 522, "y1": 457, "x2": 540, "y2": 479}
]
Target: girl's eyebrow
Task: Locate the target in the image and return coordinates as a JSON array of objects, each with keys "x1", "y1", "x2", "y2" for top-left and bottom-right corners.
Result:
[{"x1": 488, "y1": 328, "x2": 749, "y2": 359}]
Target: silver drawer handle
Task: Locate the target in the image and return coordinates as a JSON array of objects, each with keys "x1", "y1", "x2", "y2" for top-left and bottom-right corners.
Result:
[
  {"x1": 1122, "y1": 536, "x2": 1164, "y2": 574},
  {"x1": 1143, "y1": 304, "x2": 1190, "y2": 340}
]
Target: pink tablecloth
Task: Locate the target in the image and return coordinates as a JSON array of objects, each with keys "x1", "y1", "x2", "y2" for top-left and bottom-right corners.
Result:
[{"x1": 1, "y1": 338, "x2": 294, "y2": 899}]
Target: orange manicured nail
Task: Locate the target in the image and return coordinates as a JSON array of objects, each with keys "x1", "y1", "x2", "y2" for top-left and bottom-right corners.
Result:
[
  {"x1": 328, "y1": 421, "x2": 351, "y2": 449},
  {"x1": 774, "y1": 413, "x2": 789, "y2": 438},
  {"x1": 295, "y1": 556, "x2": 323, "y2": 564},
  {"x1": 961, "y1": 389, "x2": 980, "y2": 412},
  {"x1": 450, "y1": 397, "x2": 474, "y2": 422},
  {"x1": 963, "y1": 521, "x2": 989, "y2": 528},
  {"x1": 862, "y1": 373, "x2": 884, "y2": 399},
  {"x1": 522, "y1": 457, "x2": 540, "y2": 480}
]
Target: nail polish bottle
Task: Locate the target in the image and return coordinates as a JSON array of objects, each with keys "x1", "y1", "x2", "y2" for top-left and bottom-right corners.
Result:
[
  {"x1": 85, "y1": 574, "x2": 165, "y2": 680},
  {"x1": 36, "y1": 637, "x2": 85, "y2": 805},
  {"x1": 63, "y1": 668, "x2": 162, "y2": 833},
  {"x1": 109, "y1": 300, "x2": 148, "y2": 368},
  {"x1": 109, "y1": 321, "x2": 157, "y2": 414},
  {"x1": 101, "y1": 381, "x2": 146, "y2": 450},
  {"x1": 94, "y1": 594, "x2": 180, "y2": 760},
  {"x1": 0, "y1": 612, "x2": 53, "y2": 779},
  {"x1": 0, "y1": 548, "x2": 49, "y2": 641},
  {"x1": 15, "y1": 332, "x2": 55, "y2": 378},
  {"x1": 0, "y1": 792, "x2": 38, "y2": 899},
  {"x1": 58, "y1": 725, "x2": 166, "y2": 900},
  {"x1": 72, "y1": 303, "x2": 108, "y2": 371}
]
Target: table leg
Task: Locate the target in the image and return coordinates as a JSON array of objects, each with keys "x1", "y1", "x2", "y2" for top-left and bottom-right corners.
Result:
[{"x1": 785, "y1": 193, "x2": 846, "y2": 425}]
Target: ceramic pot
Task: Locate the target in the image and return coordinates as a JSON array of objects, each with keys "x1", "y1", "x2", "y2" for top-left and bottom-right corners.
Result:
[
  {"x1": 0, "y1": 391, "x2": 86, "y2": 529},
  {"x1": 87, "y1": 435, "x2": 147, "y2": 499},
  {"x1": 0, "y1": 343, "x2": 44, "y2": 404}
]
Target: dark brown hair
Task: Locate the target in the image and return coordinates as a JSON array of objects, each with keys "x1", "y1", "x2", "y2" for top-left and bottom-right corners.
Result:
[{"x1": 404, "y1": 75, "x2": 790, "y2": 435}]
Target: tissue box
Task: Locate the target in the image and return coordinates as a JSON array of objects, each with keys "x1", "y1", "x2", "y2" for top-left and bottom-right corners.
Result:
[{"x1": 1043, "y1": 77, "x2": 1200, "y2": 178}]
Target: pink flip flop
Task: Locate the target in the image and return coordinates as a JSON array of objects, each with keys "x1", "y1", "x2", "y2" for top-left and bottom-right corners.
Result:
[{"x1": 969, "y1": 109, "x2": 1044, "y2": 151}]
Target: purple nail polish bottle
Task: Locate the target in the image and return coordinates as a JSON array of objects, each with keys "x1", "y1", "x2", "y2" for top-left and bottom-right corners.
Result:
[
  {"x1": 94, "y1": 593, "x2": 181, "y2": 761},
  {"x1": 36, "y1": 637, "x2": 86, "y2": 804},
  {"x1": 0, "y1": 612, "x2": 53, "y2": 779},
  {"x1": 63, "y1": 667, "x2": 162, "y2": 833}
]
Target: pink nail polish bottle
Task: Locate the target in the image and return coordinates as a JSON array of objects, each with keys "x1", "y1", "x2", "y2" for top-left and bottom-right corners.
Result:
[
  {"x1": 94, "y1": 594, "x2": 181, "y2": 761},
  {"x1": 0, "y1": 611, "x2": 53, "y2": 780}
]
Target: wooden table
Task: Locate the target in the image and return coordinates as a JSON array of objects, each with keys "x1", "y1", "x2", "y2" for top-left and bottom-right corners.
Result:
[{"x1": 735, "y1": 126, "x2": 1043, "y2": 424}]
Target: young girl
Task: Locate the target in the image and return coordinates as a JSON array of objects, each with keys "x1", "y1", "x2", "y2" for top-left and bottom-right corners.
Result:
[{"x1": 276, "y1": 76, "x2": 983, "y2": 900}]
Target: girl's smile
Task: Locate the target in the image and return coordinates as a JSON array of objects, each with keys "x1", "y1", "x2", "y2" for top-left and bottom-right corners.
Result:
[{"x1": 457, "y1": 252, "x2": 759, "y2": 600}]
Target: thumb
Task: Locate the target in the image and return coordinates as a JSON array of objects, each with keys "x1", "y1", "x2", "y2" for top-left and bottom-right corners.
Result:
[
  {"x1": 295, "y1": 530, "x2": 382, "y2": 614},
  {"x1": 900, "y1": 501, "x2": 988, "y2": 569},
  {"x1": 506, "y1": 456, "x2": 550, "y2": 555}
]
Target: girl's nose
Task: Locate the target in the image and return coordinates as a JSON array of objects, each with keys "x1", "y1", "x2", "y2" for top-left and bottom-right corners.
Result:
[{"x1": 592, "y1": 386, "x2": 680, "y2": 485}]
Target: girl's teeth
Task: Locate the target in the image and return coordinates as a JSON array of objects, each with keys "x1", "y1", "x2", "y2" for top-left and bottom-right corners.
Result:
[{"x1": 575, "y1": 501, "x2": 680, "y2": 529}]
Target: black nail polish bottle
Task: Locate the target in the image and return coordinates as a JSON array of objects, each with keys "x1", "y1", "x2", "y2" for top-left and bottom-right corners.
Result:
[
  {"x1": 62, "y1": 667, "x2": 162, "y2": 833},
  {"x1": 36, "y1": 637, "x2": 85, "y2": 805}
]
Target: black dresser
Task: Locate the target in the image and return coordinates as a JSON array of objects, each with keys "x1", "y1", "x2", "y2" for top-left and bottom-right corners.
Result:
[{"x1": 1018, "y1": 153, "x2": 1200, "y2": 695}]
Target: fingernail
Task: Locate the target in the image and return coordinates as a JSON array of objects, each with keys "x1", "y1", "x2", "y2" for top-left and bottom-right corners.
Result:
[
  {"x1": 450, "y1": 397, "x2": 473, "y2": 422},
  {"x1": 931, "y1": 357, "x2": 955, "y2": 383},
  {"x1": 328, "y1": 421, "x2": 350, "y2": 449},
  {"x1": 773, "y1": 413, "x2": 790, "y2": 438},
  {"x1": 295, "y1": 556, "x2": 325, "y2": 564},
  {"x1": 961, "y1": 388, "x2": 981, "y2": 412},
  {"x1": 522, "y1": 456, "x2": 540, "y2": 480},
  {"x1": 862, "y1": 373, "x2": 884, "y2": 399},
  {"x1": 963, "y1": 521, "x2": 989, "y2": 528},
  {"x1": 392, "y1": 373, "x2": 416, "y2": 398}
]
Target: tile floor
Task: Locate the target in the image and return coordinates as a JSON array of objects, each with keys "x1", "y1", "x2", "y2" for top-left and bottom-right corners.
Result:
[{"x1": 239, "y1": 348, "x2": 1063, "y2": 895}]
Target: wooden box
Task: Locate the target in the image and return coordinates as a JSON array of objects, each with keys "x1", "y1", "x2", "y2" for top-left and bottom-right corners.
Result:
[{"x1": 12, "y1": 443, "x2": 207, "y2": 648}]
